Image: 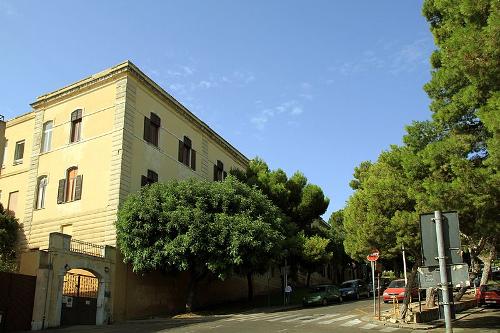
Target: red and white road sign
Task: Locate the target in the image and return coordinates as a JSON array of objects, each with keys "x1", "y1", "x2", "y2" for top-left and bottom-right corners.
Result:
[{"x1": 367, "y1": 249, "x2": 380, "y2": 262}]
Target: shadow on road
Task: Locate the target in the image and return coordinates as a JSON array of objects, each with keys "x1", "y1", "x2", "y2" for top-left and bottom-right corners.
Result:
[
  {"x1": 42, "y1": 316, "x2": 224, "y2": 333},
  {"x1": 451, "y1": 308, "x2": 500, "y2": 329}
]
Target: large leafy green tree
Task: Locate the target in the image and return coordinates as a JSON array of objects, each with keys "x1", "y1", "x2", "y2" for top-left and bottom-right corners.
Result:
[
  {"x1": 116, "y1": 177, "x2": 284, "y2": 311},
  {"x1": 231, "y1": 157, "x2": 330, "y2": 282},
  {"x1": 301, "y1": 234, "x2": 333, "y2": 286},
  {"x1": 0, "y1": 203, "x2": 19, "y2": 272},
  {"x1": 422, "y1": 0, "x2": 500, "y2": 287}
]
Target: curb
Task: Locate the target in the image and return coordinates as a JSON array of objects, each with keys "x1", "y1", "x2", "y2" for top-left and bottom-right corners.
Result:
[{"x1": 363, "y1": 307, "x2": 485, "y2": 330}]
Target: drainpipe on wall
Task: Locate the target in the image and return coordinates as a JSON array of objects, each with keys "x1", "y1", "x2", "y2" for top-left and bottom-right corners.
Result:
[
  {"x1": 0, "y1": 115, "x2": 6, "y2": 171},
  {"x1": 41, "y1": 251, "x2": 53, "y2": 330}
]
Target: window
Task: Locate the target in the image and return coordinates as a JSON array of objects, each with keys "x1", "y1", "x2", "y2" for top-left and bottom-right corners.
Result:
[
  {"x1": 1, "y1": 140, "x2": 7, "y2": 168},
  {"x1": 41, "y1": 121, "x2": 53, "y2": 152},
  {"x1": 143, "y1": 112, "x2": 160, "y2": 146},
  {"x1": 36, "y1": 176, "x2": 48, "y2": 209},
  {"x1": 213, "y1": 160, "x2": 227, "y2": 181},
  {"x1": 70, "y1": 109, "x2": 82, "y2": 143},
  {"x1": 178, "y1": 136, "x2": 196, "y2": 170},
  {"x1": 61, "y1": 224, "x2": 73, "y2": 236},
  {"x1": 13, "y1": 140, "x2": 25, "y2": 164},
  {"x1": 57, "y1": 167, "x2": 83, "y2": 203},
  {"x1": 7, "y1": 191, "x2": 18, "y2": 216},
  {"x1": 141, "y1": 169, "x2": 158, "y2": 187}
]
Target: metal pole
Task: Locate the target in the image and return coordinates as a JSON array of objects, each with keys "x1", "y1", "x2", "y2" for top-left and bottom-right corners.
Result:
[
  {"x1": 371, "y1": 261, "x2": 376, "y2": 316},
  {"x1": 284, "y1": 257, "x2": 287, "y2": 306},
  {"x1": 378, "y1": 273, "x2": 381, "y2": 320},
  {"x1": 402, "y1": 245, "x2": 408, "y2": 286},
  {"x1": 434, "y1": 210, "x2": 453, "y2": 333}
]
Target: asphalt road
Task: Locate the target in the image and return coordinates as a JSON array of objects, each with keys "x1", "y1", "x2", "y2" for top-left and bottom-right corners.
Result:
[{"x1": 46, "y1": 299, "x2": 499, "y2": 333}]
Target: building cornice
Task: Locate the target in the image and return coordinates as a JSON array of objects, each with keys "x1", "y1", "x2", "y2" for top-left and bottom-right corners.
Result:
[
  {"x1": 6, "y1": 112, "x2": 36, "y2": 127},
  {"x1": 30, "y1": 61, "x2": 249, "y2": 167}
]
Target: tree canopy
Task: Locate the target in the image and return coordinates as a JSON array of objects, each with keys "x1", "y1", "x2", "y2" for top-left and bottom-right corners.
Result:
[
  {"x1": 342, "y1": 1, "x2": 499, "y2": 310},
  {"x1": 116, "y1": 176, "x2": 284, "y2": 310}
]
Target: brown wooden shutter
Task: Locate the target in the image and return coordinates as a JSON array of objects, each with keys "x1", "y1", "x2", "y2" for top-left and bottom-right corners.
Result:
[
  {"x1": 147, "y1": 170, "x2": 158, "y2": 183},
  {"x1": 183, "y1": 136, "x2": 192, "y2": 148},
  {"x1": 191, "y1": 150, "x2": 196, "y2": 170},
  {"x1": 213, "y1": 165, "x2": 218, "y2": 181},
  {"x1": 178, "y1": 140, "x2": 184, "y2": 162},
  {"x1": 74, "y1": 175, "x2": 83, "y2": 200},
  {"x1": 223, "y1": 171, "x2": 227, "y2": 180},
  {"x1": 143, "y1": 117, "x2": 151, "y2": 142},
  {"x1": 150, "y1": 113, "x2": 161, "y2": 127},
  {"x1": 141, "y1": 175, "x2": 148, "y2": 187},
  {"x1": 57, "y1": 179, "x2": 66, "y2": 204}
]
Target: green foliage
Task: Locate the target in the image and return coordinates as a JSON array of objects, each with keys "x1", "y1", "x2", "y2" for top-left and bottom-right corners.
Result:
[
  {"x1": 342, "y1": 0, "x2": 500, "y2": 266},
  {"x1": 0, "y1": 204, "x2": 19, "y2": 272},
  {"x1": 116, "y1": 176, "x2": 284, "y2": 279},
  {"x1": 301, "y1": 234, "x2": 332, "y2": 265},
  {"x1": 231, "y1": 157, "x2": 329, "y2": 232}
]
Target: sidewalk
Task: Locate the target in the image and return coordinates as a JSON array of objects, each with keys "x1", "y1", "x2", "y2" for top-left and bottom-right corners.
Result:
[{"x1": 363, "y1": 307, "x2": 486, "y2": 330}]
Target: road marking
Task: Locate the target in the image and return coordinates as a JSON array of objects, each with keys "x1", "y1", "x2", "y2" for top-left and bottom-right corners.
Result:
[
  {"x1": 249, "y1": 313, "x2": 289, "y2": 321},
  {"x1": 208, "y1": 325, "x2": 223, "y2": 329},
  {"x1": 282, "y1": 315, "x2": 314, "y2": 322},
  {"x1": 379, "y1": 327, "x2": 399, "y2": 332},
  {"x1": 341, "y1": 318, "x2": 362, "y2": 327},
  {"x1": 318, "y1": 314, "x2": 357, "y2": 324},
  {"x1": 301, "y1": 314, "x2": 339, "y2": 323},
  {"x1": 267, "y1": 314, "x2": 301, "y2": 322},
  {"x1": 360, "y1": 323, "x2": 379, "y2": 329}
]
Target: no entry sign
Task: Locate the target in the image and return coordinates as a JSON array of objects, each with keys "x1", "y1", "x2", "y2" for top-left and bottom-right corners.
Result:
[{"x1": 367, "y1": 249, "x2": 380, "y2": 262}]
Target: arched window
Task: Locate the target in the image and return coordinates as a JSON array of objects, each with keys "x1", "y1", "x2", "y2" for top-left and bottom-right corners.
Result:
[
  {"x1": 57, "y1": 167, "x2": 83, "y2": 203},
  {"x1": 41, "y1": 121, "x2": 53, "y2": 152},
  {"x1": 36, "y1": 176, "x2": 48, "y2": 209}
]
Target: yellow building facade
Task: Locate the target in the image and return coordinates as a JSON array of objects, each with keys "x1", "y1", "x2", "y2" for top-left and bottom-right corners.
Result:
[{"x1": 0, "y1": 61, "x2": 253, "y2": 328}]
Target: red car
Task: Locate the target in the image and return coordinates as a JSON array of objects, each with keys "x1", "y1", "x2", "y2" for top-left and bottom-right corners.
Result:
[
  {"x1": 476, "y1": 284, "x2": 500, "y2": 306},
  {"x1": 382, "y1": 279, "x2": 419, "y2": 303}
]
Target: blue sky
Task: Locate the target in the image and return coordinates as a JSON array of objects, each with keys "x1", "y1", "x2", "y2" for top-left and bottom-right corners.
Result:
[{"x1": 0, "y1": 0, "x2": 435, "y2": 219}]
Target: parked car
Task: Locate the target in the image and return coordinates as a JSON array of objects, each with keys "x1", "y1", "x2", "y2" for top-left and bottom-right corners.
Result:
[
  {"x1": 382, "y1": 279, "x2": 419, "y2": 303},
  {"x1": 339, "y1": 279, "x2": 370, "y2": 300},
  {"x1": 368, "y1": 277, "x2": 392, "y2": 296},
  {"x1": 476, "y1": 284, "x2": 500, "y2": 306},
  {"x1": 303, "y1": 284, "x2": 343, "y2": 306}
]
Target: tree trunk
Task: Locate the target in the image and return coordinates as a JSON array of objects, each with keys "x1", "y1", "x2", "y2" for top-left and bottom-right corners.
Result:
[
  {"x1": 306, "y1": 271, "x2": 311, "y2": 287},
  {"x1": 400, "y1": 262, "x2": 418, "y2": 320},
  {"x1": 425, "y1": 287, "x2": 437, "y2": 308},
  {"x1": 479, "y1": 239, "x2": 496, "y2": 286},
  {"x1": 185, "y1": 274, "x2": 196, "y2": 313},
  {"x1": 185, "y1": 268, "x2": 207, "y2": 313},
  {"x1": 247, "y1": 272, "x2": 254, "y2": 301},
  {"x1": 455, "y1": 240, "x2": 484, "y2": 301}
]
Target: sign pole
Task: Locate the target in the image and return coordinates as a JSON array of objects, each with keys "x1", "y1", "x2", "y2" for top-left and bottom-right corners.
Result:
[
  {"x1": 371, "y1": 260, "x2": 376, "y2": 316},
  {"x1": 378, "y1": 273, "x2": 381, "y2": 320},
  {"x1": 402, "y1": 245, "x2": 408, "y2": 286},
  {"x1": 434, "y1": 211, "x2": 453, "y2": 333}
]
